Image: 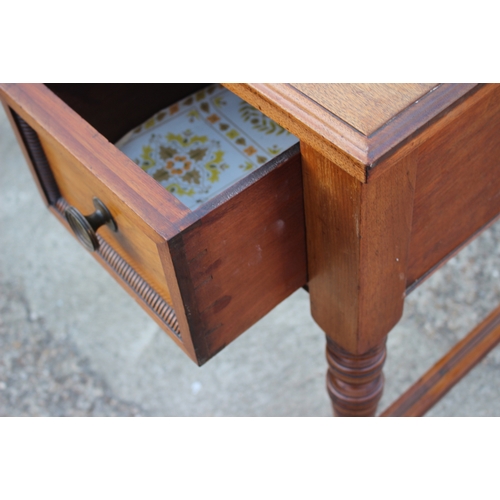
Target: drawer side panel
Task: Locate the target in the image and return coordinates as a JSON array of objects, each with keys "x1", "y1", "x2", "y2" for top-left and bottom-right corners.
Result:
[{"x1": 172, "y1": 151, "x2": 307, "y2": 363}]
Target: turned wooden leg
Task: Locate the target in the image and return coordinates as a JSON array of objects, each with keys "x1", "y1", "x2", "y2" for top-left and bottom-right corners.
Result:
[
  {"x1": 326, "y1": 338, "x2": 386, "y2": 417},
  {"x1": 300, "y1": 143, "x2": 416, "y2": 418}
]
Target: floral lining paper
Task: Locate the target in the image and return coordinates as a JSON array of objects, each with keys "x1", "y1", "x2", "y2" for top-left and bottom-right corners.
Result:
[{"x1": 116, "y1": 84, "x2": 299, "y2": 210}]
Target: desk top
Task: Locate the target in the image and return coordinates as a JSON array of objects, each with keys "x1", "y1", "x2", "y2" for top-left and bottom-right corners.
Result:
[
  {"x1": 290, "y1": 84, "x2": 437, "y2": 136},
  {"x1": 224, "y1": 83, "x2": 479, "y2": 182}
]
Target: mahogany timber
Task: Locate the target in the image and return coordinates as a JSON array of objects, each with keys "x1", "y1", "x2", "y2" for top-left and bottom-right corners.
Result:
[
  {"x1": 0, "y1": 83, "x2": 307, "y2": 366},
  {"x1": 326, "y1": 338, "x2": 386, "y2": 417},
  {"x1": 223, "y1": 83, "x2": 478, "y2": 181},
  {"x1": 1, "y1": 84, "x2": 180, "y2": 308},
  {"x1": 52, "y1": 199, "x2": 183, "y2": 341},
  {"x1": 381, "y1": 303, "x2": 500, "y2": 417},
  {"x1": 0, "y1": 83, "x2": 204, "y2": 363},
  {"x1": 227, "y1": 83, "x2": 500, "y2": 294},
  {"x1": 39, "y1": 129, "x2": 175, "y2": 307},
  {"x1": 302, "y1": 142, "x2": 417, "y2": 355},
  {"x1": 225, "y1": 83, "x2": 500, "y2": 416},
  {"x1": 0, "y1": 84, "x2": 190, "y2": 238},
  {"x1": 405, "y1": 84, "x2": 500, "y2": 288},
  {"x1": 291, "y1": 83, "x2": 437, "y2": 135},
  {"x1": 5, "y1": 82, "x2": 500, "y2": 414},
  {"x1": 5, "y1": 108, "x2": 192, "y2": 357},
  {"x1": 168, "y1": 146, "x2": 307, "y2": 363}
]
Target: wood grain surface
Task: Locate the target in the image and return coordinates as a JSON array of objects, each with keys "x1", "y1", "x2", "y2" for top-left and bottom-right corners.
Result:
[
  {"x1": 326, "y1": 338, "x2": 386, "y2": 417},
  {"x1": 0, "y1": 83, "x2": 308, "y2": 365},
  {"x1": 0, "y1": 84, "x2": 191, "y2": 239},
  {"x1": 291, "y1": 83, "x2": 437, "y2": 135},
  {"x1": 224, "y1": 83, "x2": 477, "y2": 182},
  {"x1": 301, "y1": 141, "x2": 417, "y2": 354},
  {"x1": 39, "y1": 130, "x2": 175, "y2": 307},
  {"x1": 169, "y1": 147, "x2": 307, "y2": 363},
  {"x1": 49, "y1": 201, "x2": 192, "y2": 359},
  {"x1": 6, "y1": 82, "x2": 500, "y2": 412},
  {"x1": 405, "y1": 84, "x2": 500, "y2": 288}
]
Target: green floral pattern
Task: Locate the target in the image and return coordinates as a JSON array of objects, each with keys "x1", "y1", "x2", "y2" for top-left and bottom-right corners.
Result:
[{"x1": 116, "y1": 84, "x2": 298, "y2": 210}]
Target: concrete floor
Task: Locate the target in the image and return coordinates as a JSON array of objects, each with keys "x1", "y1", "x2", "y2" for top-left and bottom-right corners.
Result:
[{"x1": 1, "y1": 104, "x2": 499, "y2": 417}]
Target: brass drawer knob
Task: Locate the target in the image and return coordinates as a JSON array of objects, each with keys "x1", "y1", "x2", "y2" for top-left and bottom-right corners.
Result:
[{"x1": 65, "y1": 197, "x2": 117, "y2": 252}]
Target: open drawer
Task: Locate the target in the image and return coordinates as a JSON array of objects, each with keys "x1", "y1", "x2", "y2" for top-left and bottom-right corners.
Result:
[{"x1": 0, "y1": 83, "x2": 307, "y2": 365}]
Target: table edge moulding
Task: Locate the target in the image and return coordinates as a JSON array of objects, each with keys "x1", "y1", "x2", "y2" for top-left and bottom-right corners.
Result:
[{"x1": 223, "y1": 83, "x2": 481, "y2": 180}]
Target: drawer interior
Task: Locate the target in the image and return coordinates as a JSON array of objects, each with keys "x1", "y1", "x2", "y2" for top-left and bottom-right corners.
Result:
[{"x1": 46, "y1": 83, "x2": 299, "y2": 210}]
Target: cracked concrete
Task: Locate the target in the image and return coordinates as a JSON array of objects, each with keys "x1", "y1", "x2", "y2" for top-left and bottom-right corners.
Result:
[{"x1": 1, "y1": 103, "x2": 500, "y2": 417}]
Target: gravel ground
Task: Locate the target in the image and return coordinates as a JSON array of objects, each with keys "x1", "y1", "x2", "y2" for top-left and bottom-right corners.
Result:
[{"x1": 1, "y1": 103, "x2": 500, "y2": 417}]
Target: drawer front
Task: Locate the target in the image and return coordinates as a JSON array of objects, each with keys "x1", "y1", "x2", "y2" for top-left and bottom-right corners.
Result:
[
  {"x1": 4, "y1": 101, "x2": 190, "y2": 357},
  {"x1": 0, "y1": 83, "x2": 307, "y2": 365},
  {"x1": 37, "y1": 130, "x2": 174, "y2": 307}
]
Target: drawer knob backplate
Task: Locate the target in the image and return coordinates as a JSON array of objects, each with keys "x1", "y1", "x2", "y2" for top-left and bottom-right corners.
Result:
[{"x1": 65, "y1": 197, "x2": 117, "y2": 252}]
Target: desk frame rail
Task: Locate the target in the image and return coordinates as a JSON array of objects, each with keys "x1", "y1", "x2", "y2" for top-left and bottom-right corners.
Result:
[{"x1": 381, "y1": 303, "x2": 500, "y2": 417}]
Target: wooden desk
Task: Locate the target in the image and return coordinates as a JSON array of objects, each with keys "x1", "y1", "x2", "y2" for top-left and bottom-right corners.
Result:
[
  {"x1": 226, "y1": 83, "x2": 500, "y2": 416},
  {"x1": 2, "y1": 83, "x2": 500, "y2": 416}
]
